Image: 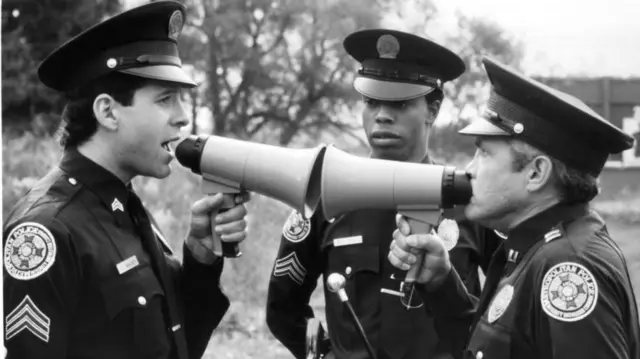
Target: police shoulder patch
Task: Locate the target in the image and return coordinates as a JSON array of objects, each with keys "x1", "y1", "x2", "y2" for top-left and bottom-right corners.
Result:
[
  {"x1": 4, "y1": 222, "x2": 57, "y2": 281},
  {"x1": 540, "y1": 261, "x2": 598, "y2": 322},
  {"x1": 282, "y1": 210, "x2": 311, "y2": 243}
]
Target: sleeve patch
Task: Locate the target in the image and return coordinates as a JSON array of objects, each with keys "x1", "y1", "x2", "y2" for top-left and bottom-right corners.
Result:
[
  {"x1": 540, "y1": 262, "x2": 598, "y2": 322},
  {"x1": 282, "y1": 211, "x2": 311, "y2": 243},
  {"x1": 4, "y1": 222, "x2": 57, "y2": 281},
  {"x1": 5, "y1": 295, "x2": 51, "y2": 343},
  {"x1": 273, "y1": 252, "x2": 307, "y2": 285}
]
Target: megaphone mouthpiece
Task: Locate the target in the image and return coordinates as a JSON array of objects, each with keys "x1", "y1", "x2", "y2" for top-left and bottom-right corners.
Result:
[
  {"x1": 175, "y1": 135, "x2": 208, "y2": 174},
  {"x1": 441, "y1": 168, "x2": 472, "y2": 208}
]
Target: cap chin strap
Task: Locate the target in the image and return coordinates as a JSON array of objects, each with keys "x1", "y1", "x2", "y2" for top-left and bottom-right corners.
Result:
[
  {"x1": 358, "y1": 67, "x2": 441, "y2": 89},
  {"x1": 111, "y1": 54, "x2": 182, "y2": 70}
]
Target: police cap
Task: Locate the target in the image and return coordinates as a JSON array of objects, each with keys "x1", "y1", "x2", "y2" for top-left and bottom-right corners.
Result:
[
  {"x1": 343, "y1": 29, "x2": 465, "y2": 101},
  {"x1": 38, "y1": 0, "x2": 196, "y2": 93},
  {"x1": 460, "y1": 57, "x2": 635, "y2": 176}
]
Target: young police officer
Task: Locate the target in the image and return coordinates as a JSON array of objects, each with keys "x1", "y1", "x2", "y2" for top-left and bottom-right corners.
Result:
[
  {"x1": 266, "y1": 29, "x2": 502, "y2": 359},
  {"x1": 389, "y1": 57, "x2": 640, "y2": 359},
  {"x1": 3, "y1": 2, "x2": 249, "y2": 358}
]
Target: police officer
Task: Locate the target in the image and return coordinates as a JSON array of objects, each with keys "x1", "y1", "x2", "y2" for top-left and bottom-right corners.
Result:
[
  {"x1": 266, "y1": 29, "x2": 502, "y2": 359},
  {"x1": 3, "y1": 2, "x2": 249, "y2": 358},
  {"x1": 389, "y1": 57, "x2": 640, "y2": 359}
]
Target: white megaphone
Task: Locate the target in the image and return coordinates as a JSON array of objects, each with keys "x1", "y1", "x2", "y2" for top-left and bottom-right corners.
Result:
[
  {"x1": 175, "y1": 134, "x2": 326, "y2": 258},
  {"x1": 320, "y1": 145, "x2": 472, "y2": 290}
]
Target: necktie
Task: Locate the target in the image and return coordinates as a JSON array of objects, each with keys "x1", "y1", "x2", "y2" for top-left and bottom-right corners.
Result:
[{"x1": 127, "y1": 190, "x2": 188, "y2": 359}]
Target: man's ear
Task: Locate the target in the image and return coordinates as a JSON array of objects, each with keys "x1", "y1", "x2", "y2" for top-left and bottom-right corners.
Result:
[
  {"x1": 525, "y1": 155, "x2": 554, "y2": 192},
  {"x1": 426, "y1": 99, "x2": 441, "y2": 125},
  {"x1": 93, "y1": 94, "x2": 119, "y2": 131}
]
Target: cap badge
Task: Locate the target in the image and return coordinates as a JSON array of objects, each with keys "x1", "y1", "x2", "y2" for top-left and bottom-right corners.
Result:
[
  {"x1": 168, "y1": 10, "x2": 184, "y2": 41},
  {"x1": 376, "y1": 34, "x2": 400, "y2": 59}
]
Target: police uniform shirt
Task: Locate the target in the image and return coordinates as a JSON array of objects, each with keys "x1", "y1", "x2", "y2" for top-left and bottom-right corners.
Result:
[
  {"x1": 266, "y1": 156, "x2": 502, "y2": 359},
  {"x1": 419, "y1": 55, "x2": 639, "y2": 359},
  {"x1": 3, "y1": 149, "x2": 230, "y2": 359},
  {"x1": 421, "y1": 203, "x2": 640, "y2": 359}
]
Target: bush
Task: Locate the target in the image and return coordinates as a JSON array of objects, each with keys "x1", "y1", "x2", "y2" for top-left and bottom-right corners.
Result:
[
  {"x1": 593, "y1": 187, "x2": 640, "y2": 225},
  {"x1": 3, "y1": 132, "x2": 63, "y2": 218}
]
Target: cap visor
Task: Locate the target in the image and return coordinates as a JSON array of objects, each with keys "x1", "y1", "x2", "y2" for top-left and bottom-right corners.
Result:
[
  {"x1": 459, "y1": 117, "x2": 510, "y2": 136},
  {"x1": 119, "y1": 65, "x2": 197, "y2": 88},
  {"x1": 354, "y1": 77, "x2": 434, "y2": 101}
]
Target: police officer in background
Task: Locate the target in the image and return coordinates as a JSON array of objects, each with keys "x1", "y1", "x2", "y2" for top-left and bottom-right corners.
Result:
[
  {"x1": 3, "y1": 2, "x2": 249, "y2": 358},
  {"x1": 266, "y1": 29, "x2": 502, "y2": 359},
  {"x1": 389, "y1": 57, "x2": 640, "y2": 359}
]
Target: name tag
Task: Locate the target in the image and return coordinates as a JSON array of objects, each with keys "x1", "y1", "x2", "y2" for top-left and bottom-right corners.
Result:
[
  {"x1": 116, "y1": 255, "x2": 140, "y2": 275},
  {"x1": 333, "y1": 235, "x2": 363, "y2": 247}
]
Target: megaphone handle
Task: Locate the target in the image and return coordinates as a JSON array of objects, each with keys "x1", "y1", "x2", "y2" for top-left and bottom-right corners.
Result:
[
  {"x1": 211, "y1": 194, "x2": 242, "y2": 258},
  {"x1": 402, "y1": 219, "x2": 435, "y2": 283}
]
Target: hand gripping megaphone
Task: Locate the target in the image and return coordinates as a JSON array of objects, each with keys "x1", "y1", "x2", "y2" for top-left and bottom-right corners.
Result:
[
  {"x1": 320, "y1": 145, "x2": 472, "y2": 301},
  {"x1": 175, "y1": 134, "x2": 326, "y2": 258}
]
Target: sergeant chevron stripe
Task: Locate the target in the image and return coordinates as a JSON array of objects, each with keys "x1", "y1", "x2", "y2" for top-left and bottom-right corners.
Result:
[
  {"x1": 111, "y1": 198, "x2": 124, "y2": 212},
  {"x1": 544, "y1": 228, "x2": 562, "y2": 242},
  {"x1": 274, "y1": 252, "x2": 307, "y2": 285},
  {"x1": 6, "y1": 295, "x2": 50, "y2": 343}
]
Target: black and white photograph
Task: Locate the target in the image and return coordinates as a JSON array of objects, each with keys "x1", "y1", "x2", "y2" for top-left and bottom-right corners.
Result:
[{"x1": 2, "y1": 0, "x2": 639, "y2": 358}]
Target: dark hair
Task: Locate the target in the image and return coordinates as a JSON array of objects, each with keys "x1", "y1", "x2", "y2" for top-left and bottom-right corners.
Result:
[
  {"x1": 509, "y1": 139, "x2": 599, "y2": 204},
  {"x1": 425, "y1": 88, "x2": 444, "y2": 117},
  {"x1": 56, "y1": 72, "x2": 150, "y2": 148}
]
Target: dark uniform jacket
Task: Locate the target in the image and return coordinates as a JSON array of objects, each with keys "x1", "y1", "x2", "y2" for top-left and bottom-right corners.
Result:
[
  {"x1": 420, "y1": 203, "x2": 640, "y2": 359},
  {"x1": 3, "y1": 149, "x2": 230, "y2": 359},
  {"x1": 266, "y1": 156, "x2": 502, "y2": 359}
]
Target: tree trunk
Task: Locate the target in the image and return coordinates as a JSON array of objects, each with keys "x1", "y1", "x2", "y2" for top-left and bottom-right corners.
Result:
[
  {"x1": 279, "y1": 124, "x2": 299, "y2": 146},
  {"x1": 190, "y1": 90, "x2": 199, "y2": 135}
]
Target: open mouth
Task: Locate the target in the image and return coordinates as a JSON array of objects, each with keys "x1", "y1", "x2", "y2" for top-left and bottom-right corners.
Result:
[{"x1": 161, "y1": 136, "x2": 181, "y2": 152}]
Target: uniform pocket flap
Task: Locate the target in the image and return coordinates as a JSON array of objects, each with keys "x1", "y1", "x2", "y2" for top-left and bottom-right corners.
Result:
[
  {"x1": 100, "y1": 264, "x2": 165, "y2": 319},
  {"x1": 466, "y1": 317, "x2": 511, "y2": 359},
  {"x1": 328, "y1": 245, "x2": 380, "y2": 275}
]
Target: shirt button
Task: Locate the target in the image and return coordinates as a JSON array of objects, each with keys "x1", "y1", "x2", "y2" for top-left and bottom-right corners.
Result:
[
  {"x1": 476, "y1": 351, "x2": 483, "y2": 359},
  {"x1": 345, "y1": 266, "x2": 352, "y2": 275},
  {"x1": 138, "y1": 296, "x2": 147, "y2": 306},
  {"x1": 68, "y1": 178, "x2": 77, "y2": 185}
]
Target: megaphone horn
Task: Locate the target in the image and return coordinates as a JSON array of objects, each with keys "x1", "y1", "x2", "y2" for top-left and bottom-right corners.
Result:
[
  {"x1": 175, "y1": 135, "x2": 327, "y2": 257},
  {"x1": 320, "y1": 145, "x2": 471, "y2": 222}
]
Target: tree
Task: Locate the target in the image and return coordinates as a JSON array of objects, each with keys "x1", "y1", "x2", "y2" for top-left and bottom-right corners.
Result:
[
  {"x1": 443, "y1": 13, "x2": 525, "y2": 115},
  {"x1": 390, "y1": 8, "x2": 525, "y2": 162},
  {"x1": 1, "y1": 0, "x2": 122, "y2": 136},
  {"x1": 176, "y1": 0, "x2": 382, "y2": 145},
  {"x1": 431, "y1": 14, "x2": 525, "y2": 162}
]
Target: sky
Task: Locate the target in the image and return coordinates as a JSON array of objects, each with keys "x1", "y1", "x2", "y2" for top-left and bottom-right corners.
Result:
[{"x1": 386, "y1": 0, "x2": 640, "y2": 78}]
